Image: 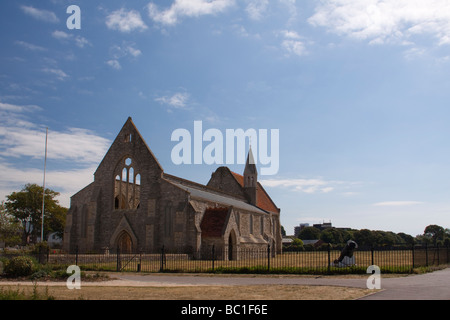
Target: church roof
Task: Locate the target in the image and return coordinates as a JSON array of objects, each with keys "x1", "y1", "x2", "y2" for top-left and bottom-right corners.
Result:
[
  {"x1": 168, "y1": 180, "x2": 267, "y2": 214},
  {"x1": 230, "y1": 171, "x2": 279, "y2": 213}
]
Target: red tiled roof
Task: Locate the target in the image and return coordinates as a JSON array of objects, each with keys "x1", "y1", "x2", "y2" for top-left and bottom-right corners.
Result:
[
  {"x1": 200, "y1": 207, "x2": 229, "y2": 238},
  {"x1": 230, "y1": 172, "x2": 279, "y2": 213}
]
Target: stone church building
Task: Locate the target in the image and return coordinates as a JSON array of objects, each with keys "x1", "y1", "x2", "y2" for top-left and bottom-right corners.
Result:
[{"x1": 63, "y1": 118, "x2": 282, "y2": 257}]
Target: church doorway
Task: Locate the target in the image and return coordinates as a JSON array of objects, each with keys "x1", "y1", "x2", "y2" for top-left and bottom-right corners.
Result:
[
  {"x1": 228, "y1": 231, "x2": 236, "y2": 261},
  {"x1": 117, "y1": 231, "x2": 133, "y2": 253}
]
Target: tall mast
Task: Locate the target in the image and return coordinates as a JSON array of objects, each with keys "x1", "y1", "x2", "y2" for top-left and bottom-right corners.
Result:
[{"x1": 41, "y1": 127, "x2": 48, "y2": 243}]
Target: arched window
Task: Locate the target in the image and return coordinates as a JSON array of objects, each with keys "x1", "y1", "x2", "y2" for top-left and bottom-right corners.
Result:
[{"x1": 114, "y1": 157, "x2": 141, "y2": 210}]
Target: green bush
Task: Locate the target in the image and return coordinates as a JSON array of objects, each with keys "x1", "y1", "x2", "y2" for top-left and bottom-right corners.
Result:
[
  {"x1": 4, "y1": 256, "x2": 35, "y2": 277},
  {"x1": 30, "y1": 270, "x2": 49, "y2": 281}
]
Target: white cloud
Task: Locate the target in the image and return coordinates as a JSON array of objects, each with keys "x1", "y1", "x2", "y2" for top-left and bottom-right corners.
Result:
[
  {"x1": 373, "y1": 201, "x2": 424, "y2": 207},
  {"x1": 232, "y1": 24, "x2": 261, "y2": 39},
  {"x1": 20, "y1": 5, "x2": 59, "y2": 23},
  {"x1": 74, "y1": 37, "x2": 90, "y2": 48},
  {"x1": 260, "y1": 178, "x2": 349, "y2": 194},
  {"x1": 52, "y1": 30, "x2": 91, "y2": 48},
  {"x1": 0, "y1": 102, "x2": 111, "y2": 207},
  {"x1": 245, "y1": 0, "x2": 269, "y2": 21},
  {"x1": 148, "y1": 0, "x2": 235, "y2": 26},
  {"x1": 127, "y1": 46, "x2": 142, "y2": 57},
  {"x1": 105, "y1": 8, "x2": 148, "y2": 33},
  {"x1": 0, "y1": 124, "x2": 109, "y2": 164},
  {"x1": 155, "y1": 92, "x2": 190, "y2": 109},
  {"x1": 0, "y1": 102, "x2": 41, "y2": 114},
  {"x1": 0, "y1": 163, "x2": 97, "y2": 208},
  {"x1": 14, "y1": 40, "x2": 47, "y2": 52},
  {"x1": 308, "y1": 0, "x2": 450, "y2": 46},
  {"x1": 52, "y1": 30, "x2": 71, "y2": 40},
  {"x1": 0, "y1": 101, "x2": 110, "y2": 164},
  {"x1": 282, "y1": 39, "x2": 306, "y2": 56},
  {"x1": 280, "y1": 30, "x2": 300, "y2": 39},
  {"x1": 279, "y1": 0, "x2": 298, "y2": 23},
  {"x1": 106, "y1": 59, "x2": 121, "y2": 70},
  {"x1": 278, "y1": 30, "x2": 307, "y2": 57},
  {"x1": 42, "y1": 68, "x2": 69, "y2": 81},
  {"x1": 106, "y1": 42, "x2": 142, "y2": 69},
  {"x1": 111, "y1": 43, "x2": 142, "y2": 59}
]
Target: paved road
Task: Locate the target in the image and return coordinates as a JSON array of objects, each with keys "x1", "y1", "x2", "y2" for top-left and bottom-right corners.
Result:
[
  {"x1": 358, "y1": 267, "x2": 450, "y2": 300},
  {"x1": 112, "y1": 268, "x2": 450, "y2": 300},
  {"x1": 2, "y1": 268, "x2": 448, "y2": 300}
]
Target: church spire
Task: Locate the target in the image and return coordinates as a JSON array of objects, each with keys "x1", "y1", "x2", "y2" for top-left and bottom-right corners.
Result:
[{"x1": 243, "y1": 146, "x2": 257, "y2": 205}]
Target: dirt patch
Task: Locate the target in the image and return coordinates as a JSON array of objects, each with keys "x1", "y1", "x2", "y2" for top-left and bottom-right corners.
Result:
[{"x1": 1, "y1": 283, "x2": 373, "y2": 300}]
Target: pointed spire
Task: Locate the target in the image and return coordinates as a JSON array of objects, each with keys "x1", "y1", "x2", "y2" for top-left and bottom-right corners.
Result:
[
  {"x1": 245, "y1": 146, "x2": 257, "y2": 174},
  {"x1": 243, "y1": 147, "x2": 258, "y2": 205}
]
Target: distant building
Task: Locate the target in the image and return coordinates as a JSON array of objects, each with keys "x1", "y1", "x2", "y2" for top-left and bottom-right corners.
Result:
[
  {"x1": 313, "y1": 222, "x2": 332, "y2": 231},
  {"x1": 302, "y1": 239, "x2": 324, "y2": 248},
  {"x1": 294, "y1": 223, "x2": 309, "y2": 237},
  {"x1": 282, "y1": 237, "x2": 293, "y2": 246},
  {"x1": 47, "y1": 232, "x2": 62, "y2": 249}
]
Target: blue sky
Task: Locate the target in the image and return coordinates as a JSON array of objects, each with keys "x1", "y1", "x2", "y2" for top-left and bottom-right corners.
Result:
[{"x1": 1, "y1": 0, "x2": 450, "y2": 237}]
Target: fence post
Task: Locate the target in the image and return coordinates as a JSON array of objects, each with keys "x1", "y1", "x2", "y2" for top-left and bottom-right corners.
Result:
[
  {"x1": 75, "y1": 245, "x2": 79, "y2": 266},
  {"x1": 160, "y1": 245, "x2": 165, "y2": 272},
  {"x1": 116, "y1": 245, "x2": 121, "y2": 272},
  {"x1": 38, "y1": 245, "x2": 42, "y2": 264},
  {"x1": 411, "y1": 244, "x2": 415, "y2": 269},
  {"x1": 447, "y1": 244, "x2": 449, "y2": 264},
  {"x1": 447, "y1": 245, "x2": 449, "y2": 264},
  {"x1": 327, "y1": 243, "x2": 331, "y2": 273},
  {"x1": 371, "y1": 246, "x2": 374, "y2": 266},
  {"x1": 425, "y1": 243, "x2": 428, "y2": 267},
  {"x1": 137, "y1": 251, "x2": 142, "y2": 272},
  {"x1": 267, "y1": 244, "x2": 271, "y2": 272},
  {"x1": 437, "y1": 243, "x2": 440, "y2": 265},
  {"x1": 212, "y1": 245, "x2": 215, "y2": 272}
]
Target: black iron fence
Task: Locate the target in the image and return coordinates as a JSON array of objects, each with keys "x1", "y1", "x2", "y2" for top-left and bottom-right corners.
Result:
[{"x1": 2, "y1": 244, "x2": 447, "y2": 274}]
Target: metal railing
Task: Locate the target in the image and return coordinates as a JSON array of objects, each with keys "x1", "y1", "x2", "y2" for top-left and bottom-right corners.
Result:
[{"x1": 2, "y1": 244, "x2": 448, "y2": 274}]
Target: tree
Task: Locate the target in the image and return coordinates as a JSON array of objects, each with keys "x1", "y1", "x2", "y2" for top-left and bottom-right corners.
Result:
[
  {"x1": 280, "y1": 225, "x2": 286, "y2": 237},
  {"x1": 424, "y1": 224, "x2": 445, "y2": 246},
  {"x1": 320, "y1": 228, "x2": 343, "y2": 244},
  {"x1": 397, "y1": 232, "x2": 414, "y2": 245},
  {"x1": 4, "y1": 184, "x2": 67, "y2": 245},
  {"x1": 353, "y1": 229, "x2": 375, "y2": 247},
  {"x1": 444, "y1": 229, "x2": 450, "y2": 246},
  {"x1": 298, "y1": 226, "x2": 321, "y2": 240},
  {"x1": 0, "y1": 201, "x2": 22, "y2": 246}
]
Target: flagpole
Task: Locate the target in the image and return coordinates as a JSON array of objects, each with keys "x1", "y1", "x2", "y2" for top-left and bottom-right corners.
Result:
[{"x1": 41, "y1": 127, "x2": 48, "y2": 243}]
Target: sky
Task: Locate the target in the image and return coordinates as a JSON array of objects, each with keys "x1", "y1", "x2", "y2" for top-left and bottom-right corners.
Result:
[{"x1": 1, "y1": 0, "x2": 450, "y2": 237}]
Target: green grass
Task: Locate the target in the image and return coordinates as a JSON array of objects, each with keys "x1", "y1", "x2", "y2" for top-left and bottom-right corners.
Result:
[{"x1": 0, "y1": 283, "x2": 55, "y2": 300}]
